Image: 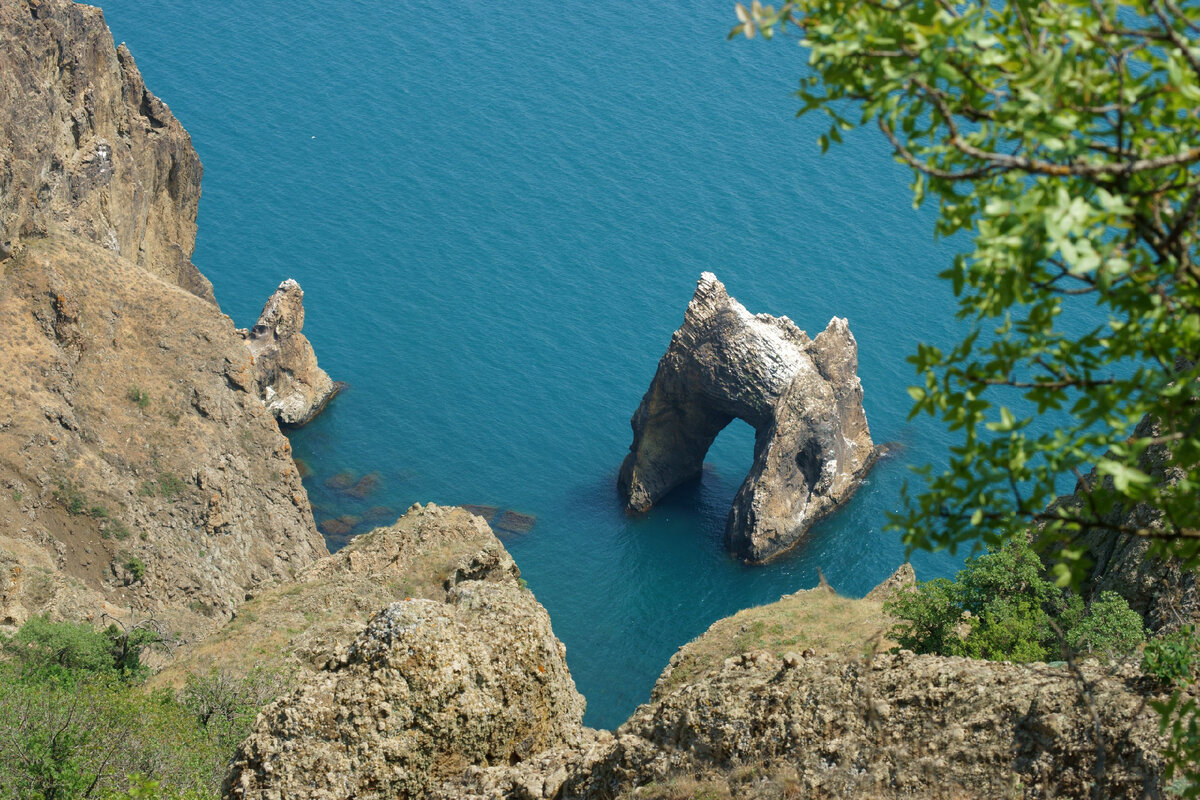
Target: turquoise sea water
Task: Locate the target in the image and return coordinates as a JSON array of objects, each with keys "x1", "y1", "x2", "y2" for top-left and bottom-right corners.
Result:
[{"x1": 102, "y1": 0, "x2": 968, "y2": 729}]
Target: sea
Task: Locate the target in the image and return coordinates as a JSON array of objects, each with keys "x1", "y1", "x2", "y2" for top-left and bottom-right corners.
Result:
[{"x1": 101, "y1": 0, "x2": 968, "y2": 729}]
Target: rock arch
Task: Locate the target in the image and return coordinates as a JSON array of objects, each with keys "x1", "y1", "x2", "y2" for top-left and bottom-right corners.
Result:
[{"x1": 618, "y1": 273, "x2": 876, "y2": 562}]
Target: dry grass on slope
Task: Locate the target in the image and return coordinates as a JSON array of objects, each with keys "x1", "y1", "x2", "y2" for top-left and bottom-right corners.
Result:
[
  {"x1": 653, "y1": 573, "x2": 907, "y2": 700},
  {"x1": 148, "y1": 505, "x2": 497, "y2": 689}
]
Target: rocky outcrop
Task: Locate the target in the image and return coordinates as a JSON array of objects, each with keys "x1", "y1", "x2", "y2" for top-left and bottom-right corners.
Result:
[
  {"x1": 0, "y1": 0, "x2": 213, "y2": 301},
  {"x1": 428, "y1": 568, "x2": 1169, "y2": 800},
  {"x1": 1046, "y1": 414, "x2": 1199, "y2": 633},
  {"x1": 0, "y1": 0, "x2": 328, "y2": 634},
  {"x1": 151, "y1": 504, "x2": 505, "y2": 685},
  {"x1": 222, "y1": 515, "x2": 586, "y2": 800},
  {"x1": 619, "y1": 273, "x2": 875, "y2": 562},
  {"x1": 241, "y1": 279, "x2": 339, "y2": 426},
  {"x1": 555, "y1": 652, "x2": 1166, "y2": 800}
]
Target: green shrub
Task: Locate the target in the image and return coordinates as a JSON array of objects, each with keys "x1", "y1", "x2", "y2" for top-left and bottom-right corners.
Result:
[
  {"x1": 3, "y1": 616, "x2": 161, "y2": 684},
  {"x1": 886, "y1": 538, "x2": 1145, "y2": 663},
  {"x1": 105, "y1": 521, "x2": 132, "y2": 541},
  {"x1": 1144, "y1": 627, "x2": 1200, "y2": 688},
  {"x1": 0, "y1": 620, "x2": 286, "y2": 800},
  {"x1": 53, "y1": 479, "x2": 87, "y2": 516},
  {"x1": 127, "y1": 386, "x2": 150, "y2": 410},
  {"x1": 125, "y1": 558, "x2": 147, "y2": 583},
  {"x1": 1069, "y1": 591, "x2": 1148, "y2": 658},
  {"x1": 157, "y1": 475, "x2": 186, "y2": 499}
]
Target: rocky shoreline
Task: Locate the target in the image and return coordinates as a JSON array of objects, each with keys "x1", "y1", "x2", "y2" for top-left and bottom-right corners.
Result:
[{"x1": 0, "y1": 3, "x2": 1189, "y2": 799}]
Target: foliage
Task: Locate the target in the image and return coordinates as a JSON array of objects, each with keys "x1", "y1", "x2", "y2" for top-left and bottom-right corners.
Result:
[
  {"x1": 1068, "y1": 590, "x2": 1149, "y2": 656},
  {"x1": 180, "y1": 667, "x2": 289, "y2": 756},
  {"x1": 53, "y1": 479, "x2": 87, "y2": 516},
  {"x1": 886, "y1": 538, "x2": 1145, "y2": 661},
  {"x1": 734, "y1": 0, "x2": 1200, "y2": 784},
  {"x1": 127, "y1": 387, "x2": 150, "y2": 411},
  {"x1": 1143, "y1": 625, "x2": 1200, "y2": 687},
  {"x1": 0, "y1": 620, "x2": 286, "y2": 800},
  {"x1": 125, "y1": 558, "x2": 147, "y2": 583},
  {"x1": 733, "y1": 0, "x2": 1200, "y2": 581},
  {"x1": 4, "y1": 617, "x2": 159, "y2": 683}
]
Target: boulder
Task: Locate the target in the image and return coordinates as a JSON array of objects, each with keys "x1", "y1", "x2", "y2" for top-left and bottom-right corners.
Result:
[{"x1": 619, "y1": 273, "x2": 875, "y2": 562}]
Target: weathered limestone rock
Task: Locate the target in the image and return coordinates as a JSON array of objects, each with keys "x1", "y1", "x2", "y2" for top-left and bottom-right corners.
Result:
[
  {"x1": 557, "y1": 653, "x2": 1166, "y2": 800},
  {"x1": 151, "y1": 504, "x2": 507, "y2": 685},
  {"x1": 222, "y1": 531, "x2": 587, "y2": 800},
  {"x1": 429, "y1": 567, "x2": 1171, "y2": 800},
  {"x1": 619, "y1": 273, "x2": 875, "y2": 562},
  {"x1": 0, "y1": 0, "x2": 328, "y2": 635},
  {"x1": 241, "y1": 279, "x2": 340, "y2": 426}
]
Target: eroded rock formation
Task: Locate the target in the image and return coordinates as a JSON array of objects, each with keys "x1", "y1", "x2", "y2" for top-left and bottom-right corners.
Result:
[
  {"x1": 619, "y1": 273, "x2": 875, "y2": 562},
  {"x1": 152, "y1": 504, "x2": 505, "y2": 685},
  {"x1": 223, "y1": 509, "x2": 587, "y2": 800},
  {"x1": 0, "y1": 0, "x2": 328, "y2": 634},
  {"x1": 232, "y1": 556, "x2": 1170, "y2": 800},
  {"x1": 241, "y1": 279, "x2": 340, "y2": 426}
]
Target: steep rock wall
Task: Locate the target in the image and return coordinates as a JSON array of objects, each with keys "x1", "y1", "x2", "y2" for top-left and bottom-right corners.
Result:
[{"x1": 0, "y1": 0, "x2": 328, "y2": 634}]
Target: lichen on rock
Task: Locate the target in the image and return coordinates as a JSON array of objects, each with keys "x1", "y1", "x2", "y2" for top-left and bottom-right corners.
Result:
[{"x1": 618, "y1": 273, "x2": 876, "y2": 562}]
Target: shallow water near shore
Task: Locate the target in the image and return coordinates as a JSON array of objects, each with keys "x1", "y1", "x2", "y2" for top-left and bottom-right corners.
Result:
[{"x1": 103, "y1": 0, "x2": 972, "y2": 728}]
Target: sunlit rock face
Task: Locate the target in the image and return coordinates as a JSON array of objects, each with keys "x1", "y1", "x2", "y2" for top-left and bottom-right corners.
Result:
[
  {"x1": 241, "y1": 279, "x2": 340, "y2": 427},
  {"x1": 618, "y1": 273, "x2": 875, "y2": 562}
]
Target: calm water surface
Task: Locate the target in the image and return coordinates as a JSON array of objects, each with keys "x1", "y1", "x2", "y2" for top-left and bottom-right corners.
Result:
[{"x1": 103, "y1": 0, "x2": 968, "y2": 728}]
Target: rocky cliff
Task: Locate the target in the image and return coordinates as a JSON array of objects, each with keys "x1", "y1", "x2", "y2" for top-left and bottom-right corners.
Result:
[
  {"x1": 151, "y1": 504, "x2": 504, "y2": 685},
  {"x1": 618, "y1": 273, "x2": 876, "y2": 562},
  {"x1": 241, "y1": 279, "x2": 340, "y2": 427},
  {"x1": 1044, "y1": 414, "x2": 1199, "y2": 633},
  {"x1": 229, "y1": 550, "x2": 1170, "y2": 800},
  {"x1": 0, "y1": 0, "x2": 213, "y2": 301},
  {"x1": 0, "y1": 0, "x2": 329, "y2": 633},
  {"x1": 223, "y1": 508, "x2": 587, "y2": 800}
]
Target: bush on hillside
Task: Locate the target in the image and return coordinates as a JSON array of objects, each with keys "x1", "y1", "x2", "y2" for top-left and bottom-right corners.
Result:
[{"x1": 885, "y1": 539, "x2": 1145, "y2": 663}]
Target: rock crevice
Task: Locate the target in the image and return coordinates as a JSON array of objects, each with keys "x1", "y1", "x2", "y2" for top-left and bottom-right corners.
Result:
[{"x1": 618, "y1": 273, "x2": 875, "y2": 562}]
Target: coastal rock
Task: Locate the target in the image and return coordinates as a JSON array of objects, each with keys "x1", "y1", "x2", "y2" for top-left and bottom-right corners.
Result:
[
  {"x1": 0, "y1": 0, "x2": 327, "y2": 634},
  {"x1": 153, "y1": 504, "x2": 505, "y2": 682},
  {"x1": 0, "y1": 0, "x2": 213, "y2": 302},
  {"x1": 241, "y1": 279, "x2": 340, "y2": 426},
  {"x1": 618, "y1": 273, "x2": 875, "y2": 562},
  {"x1": 559, "y1": 653, "x2": 1166, "y2": 800},
  {"x1": 222, "y1": 518, "x2": 586, "y2": 800},
  {"x1": 431, "y1": 568, "x2": 1170, "y2": 799}
]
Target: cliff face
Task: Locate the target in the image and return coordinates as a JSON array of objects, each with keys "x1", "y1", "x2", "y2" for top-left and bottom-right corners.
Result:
[
  {"x1": 1045, "y1": 414, "x2": 1199, "y2": 633},
  {"x1": 233, "y1": 553, "x2": 1169, "y2": 800},
  {"x1": 618, "y1": 273, "x2": 876, "y2": 562},
  {"x1": 0, "y1": 0, "x2": 328, "y2": 633},
  {"x1": 0, "y1": 0, "x2": 213, "y2": 301},
  {"x1": 151, "y1": 505, "x2": 505, "y2": 686}
]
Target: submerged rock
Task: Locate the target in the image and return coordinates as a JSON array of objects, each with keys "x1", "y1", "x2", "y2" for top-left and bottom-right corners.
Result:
[
  {"x1": 619, "y1": 273, "x2": 876, "y2": 562},
  {"x1": 242, "y1": 279, "x2": 340, "y2": 426}
]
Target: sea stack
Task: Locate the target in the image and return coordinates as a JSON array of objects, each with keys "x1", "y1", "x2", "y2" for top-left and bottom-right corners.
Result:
[
  {"x1": 618, "y1": 273, "x2": 875, "y2": 562},
  {"x1": 242, "y1": 279, "x2": 340, "y2": 426}
]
